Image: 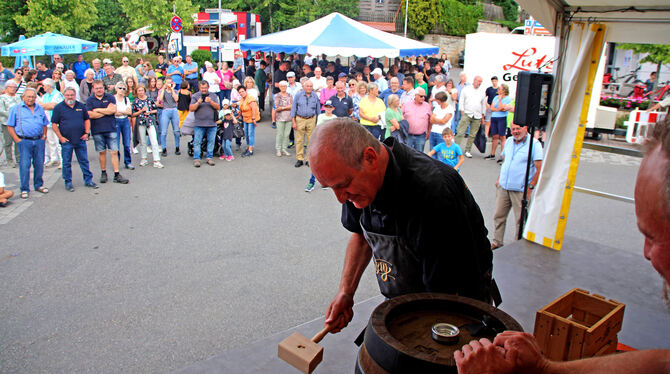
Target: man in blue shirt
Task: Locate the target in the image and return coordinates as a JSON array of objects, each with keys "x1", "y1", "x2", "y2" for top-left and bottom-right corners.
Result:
[
  {"x1": 183, "y1": 55, "x2": 199, "y2": 93},
  {"x1": 166, "y1": 58, "x2": 184, "y2": 90},
  {"x1": 51, "y1": 87, "x2": 98, "y2": 191},
  {"x1": 6, "y1": 88, "x2": 50, "y2": 198},
  {"x1": 379, "y1": 77, "x2": 405, "y2": 106},
  {"x1": 491, "y1": 123, "x2": 543, "y2": 249},
  {"x1": 71, "y1": 54, "x2": 90, "y2": 84},
  {"x1": 86, "y1": 81, "x2": 128, "y2": 184},
  {"x1": 290, "y1": 80, "x2": 320, "y2": 167}
]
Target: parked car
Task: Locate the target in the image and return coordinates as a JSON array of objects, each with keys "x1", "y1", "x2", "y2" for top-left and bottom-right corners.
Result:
[{"x1": 458, "y1": 50, "x2": 464, "y2": 68}]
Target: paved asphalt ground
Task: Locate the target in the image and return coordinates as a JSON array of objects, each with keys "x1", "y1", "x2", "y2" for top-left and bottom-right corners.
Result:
[{"x1": 0, "y1": 96, "x2": 647, "y2": 372}]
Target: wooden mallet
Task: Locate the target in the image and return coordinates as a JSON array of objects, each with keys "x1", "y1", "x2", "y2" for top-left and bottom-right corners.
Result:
[{"x1": 278, "y1": 324, "x2": 332, "y2": 373}]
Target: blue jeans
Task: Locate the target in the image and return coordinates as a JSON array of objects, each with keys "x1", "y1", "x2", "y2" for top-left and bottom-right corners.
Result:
[
  {"x1": 218, "y1": 90, "x2": 231, "y2": 104},
  {"x1": 244, "y1": 122, "x2": 256, "y2": 147},
  {"x1": 428, "y1": 132, "x2": 444, "y2": 159},
  {"x1": 453, "y1": 109, "x2": 462, "y2": 134},
  {"x1": 222, "y1": 139, "x2": 232, "y2": 157},
  {"x1": 193, "y1": 126, "x2": 217, "y2": 160},
  {"x1": 407, "y1": 133, "x2": 426, "y2": 153},
  {"x1": 159, "y1": 108, "x2": 180, "y2": 150},
  {"x1": 364, "y1": 125, "x2": 383, "y2": 140},
  {"x1": 115, "y1": 117, "x2": 132, "y2": 166},
  {"x1": 61, "y1": 141, "x2": 93, "y2": 185},
  {"x1": 18, "y1": 138, "x2": 45, "y2": 192}
]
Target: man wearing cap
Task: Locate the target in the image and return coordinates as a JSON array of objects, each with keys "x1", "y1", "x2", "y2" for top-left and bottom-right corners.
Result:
[
  {"x1": 402, "y1": 87, "x2": 432, "y2": 153},
  {"x1": 309, "y1": 67, "x2": 328, "y2": 99},
  {"x1": 183, "y1": 55, "x2": 199, "y2": 93},
  {"x1": 290, "y1": 80, "x2": 320, "y2": 167},
  {"x1": 336, "y1": 72, "x2": 347, "y2": 85},
  {"x1": 102, "y1": 65, "x2": 122, "y2": 95},
  {"x1": 373, "y1": 68, "x2": 388, "y2": 93},
  {"x1": 329, "y1": 81, "x2": 353, "y2": 118},
  {"x1": 166, "y1": 58, "x2": 184, "y2": 90},
  {"x1": 115, "y1": 57, "x2": 138, "y2": 83},
  {"x1": 286, "y1": 72, "x2": 302, "y2": 98},
  {"x1": 380, "y1": 77, "x2": 405, "y2": 106}
]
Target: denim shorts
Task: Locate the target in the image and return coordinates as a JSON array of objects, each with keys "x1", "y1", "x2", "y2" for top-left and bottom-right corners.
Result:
[{"x1": 93, "y1": 131, "x2": 119, "y2": 152}]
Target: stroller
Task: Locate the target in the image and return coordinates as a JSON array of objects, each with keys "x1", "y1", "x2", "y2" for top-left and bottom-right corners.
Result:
[{"x1": 187, "y1": 123, "x2": 225, "y2": 157}]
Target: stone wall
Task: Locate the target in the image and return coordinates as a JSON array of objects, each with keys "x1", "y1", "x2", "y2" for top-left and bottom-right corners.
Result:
[
  {"x1": 421, "y1": 34, "x2": 465, "y2": 64},
  {"x1": 477, "y1": 20, "x2": 510, "y2": 34}
]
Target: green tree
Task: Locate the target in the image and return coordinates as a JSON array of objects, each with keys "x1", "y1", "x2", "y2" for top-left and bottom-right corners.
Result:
[
  {"x1": 0, "y1": 0, "x2": 28, "y2": 43},
  {"x1": 617, "y1": 43, "x2": 670, "y2": 81},
  {"x1": 439, "y1": 0, "x2": 482, "y2": 37},
  {"x1": 14, "y1": 0, "x2": 98, "y2": 38},
  {"x1": 89, "y1": 0, "x2": 130, "y2": 44},
  {"x1": 401, "y1": 0, "x2": 439, "y2": 39},
  {"x1": 119, "y1": 0, "x2": 198, "y2": 38}
]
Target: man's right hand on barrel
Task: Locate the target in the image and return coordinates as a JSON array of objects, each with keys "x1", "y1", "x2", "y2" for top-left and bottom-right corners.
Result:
[{"x1": 324, "y1": 291, "x2": 354, "y2": 333}]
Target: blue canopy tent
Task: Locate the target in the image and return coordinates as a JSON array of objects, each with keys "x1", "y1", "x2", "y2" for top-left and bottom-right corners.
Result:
[
  {"x1": 1, "y1": 32, "x2": 97, "y2": 57},
  {"x1": 240, "y1": 13, "x2": 438, "y2": 57}
]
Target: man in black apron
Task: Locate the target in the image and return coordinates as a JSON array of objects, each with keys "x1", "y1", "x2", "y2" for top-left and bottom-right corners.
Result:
[{"x1": 309, "y1": 119, "x2": 500, "y2": 334}]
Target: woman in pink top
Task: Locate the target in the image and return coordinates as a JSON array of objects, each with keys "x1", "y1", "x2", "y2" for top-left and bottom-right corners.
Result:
[
  {"x1": 217, "y1": 61, "x2": 234, "y2": 102},
  {"x1": 320, "y1": 76, "x2": 337, "y2": 106}
]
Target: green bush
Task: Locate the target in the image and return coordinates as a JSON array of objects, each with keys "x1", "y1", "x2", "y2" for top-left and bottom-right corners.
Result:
[
  {"x1": 494, "y1": 0, "x2": 518, "y2": 22},
  {"x1": 439, "y1": 0, "x2": 482, "y2": 37},
  {"x1": 190, "y1": 49, "x2": 212, "y2": 68}
]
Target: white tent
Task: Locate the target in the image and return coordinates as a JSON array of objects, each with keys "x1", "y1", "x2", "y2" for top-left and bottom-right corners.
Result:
[
  {"x1": 515, "y1": 1, "x2": 670, "y2": 250},
  {"x1": 239, "y1": 13, "x2": 438, "y2": 58}
]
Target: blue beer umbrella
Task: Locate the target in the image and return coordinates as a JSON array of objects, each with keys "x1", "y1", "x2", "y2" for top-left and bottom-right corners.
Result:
[{"x1": 1, "y1": 32, "x2": 97, "y2": 57}]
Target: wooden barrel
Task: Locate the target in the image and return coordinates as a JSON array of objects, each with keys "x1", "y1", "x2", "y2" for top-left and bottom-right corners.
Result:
[{"x1": 355, "y1": 293, "x2": 523, "y2": 374}]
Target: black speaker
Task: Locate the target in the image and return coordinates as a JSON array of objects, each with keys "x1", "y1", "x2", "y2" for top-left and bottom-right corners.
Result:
[{"x1": 513, "y1": 71, "x2": 553, "y2": 128}]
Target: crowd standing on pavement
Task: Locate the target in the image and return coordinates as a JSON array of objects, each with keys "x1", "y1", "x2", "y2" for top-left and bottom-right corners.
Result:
[{"x1": 0, "y1": 51, "x2": 540, "y2": 244}]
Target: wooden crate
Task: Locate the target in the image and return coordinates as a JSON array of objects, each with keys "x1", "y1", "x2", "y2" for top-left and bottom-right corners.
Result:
[{"x1": 533, "y1": 288, "x2": 625, "y2": 361}]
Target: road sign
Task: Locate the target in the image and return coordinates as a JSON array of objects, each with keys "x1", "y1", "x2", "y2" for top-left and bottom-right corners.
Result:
[{"x1": 170, "y1": 15, "x2": 183, "y2": 33}]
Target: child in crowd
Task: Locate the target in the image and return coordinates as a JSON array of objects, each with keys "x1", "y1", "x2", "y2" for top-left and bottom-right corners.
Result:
[
  {"x1": 428, "y1": 128, "x2": 464, "y2": 171},
  {"x1": 224, "y1": 98, "x2": 244, "y2": 151},
  {"x1": 305, "y1": 100, "x2": 337, "y2": 192},
  {"x1": 217, "y1": 110, "x2": 235, "y2": 161},
  {"x1": 0, "y1": 171, "x2": 14, "y2": 207}
]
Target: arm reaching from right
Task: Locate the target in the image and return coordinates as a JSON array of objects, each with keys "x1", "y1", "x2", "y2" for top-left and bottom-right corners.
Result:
[{"x1": 455, "y1": 331, "x2": 670, "y2": 374}]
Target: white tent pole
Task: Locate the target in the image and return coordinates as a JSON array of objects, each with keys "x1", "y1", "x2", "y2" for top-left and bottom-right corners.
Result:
[{"x1": 404, "y1": 0, "x2": 409, "y2": 38}]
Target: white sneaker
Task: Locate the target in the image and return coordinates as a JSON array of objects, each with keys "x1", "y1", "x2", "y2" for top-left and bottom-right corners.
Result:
[
  {"x1": 282, "y1": 150, "x2": 291, "y2": 156},
  {"x1": 147, "y1": 146, "x2": 152, "y2": 153},
  {"x1": 132, "y1": 147, "x2": 139, "y2": 154},
  {"x1": 139, "y1": 159, "x2": 149, "y2": 166},
  {"x1": 276, "y1": 151, "x2": 282, "y2": 157},
  {"x1": 464, "y1": 152, "x2": 473, "y2": 158},
  {"x1": 153, "y1": 161, "x2": 164, "y2": 168}
]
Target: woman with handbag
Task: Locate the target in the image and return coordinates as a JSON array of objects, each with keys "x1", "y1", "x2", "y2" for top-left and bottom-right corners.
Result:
[
  {"x1": 132, "y1": 84, "x2": 163, "y2": 168},
  {"x1": 384, "y1": 94, "x2": 404, "y2": 141},
  {"x1": 217, "y1": 62, "x2": 234, "y2": 102},
  {"x1": 114, "y1": 82, "x2": 134, "y2": 169}
]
